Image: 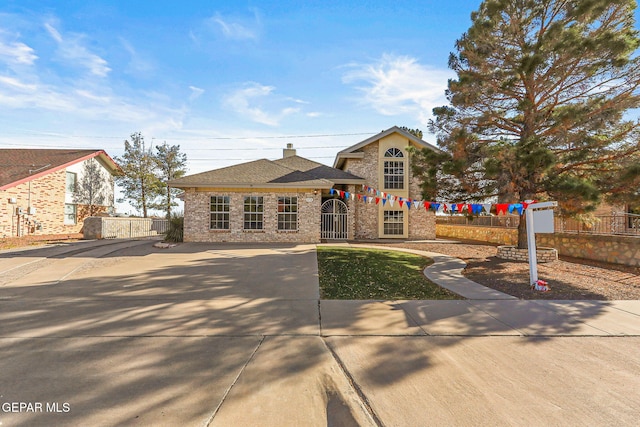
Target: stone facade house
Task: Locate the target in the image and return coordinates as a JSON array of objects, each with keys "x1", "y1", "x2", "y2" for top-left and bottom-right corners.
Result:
[
  {"x1": 0, "y1": 149, "x2": 119, "y2": 237},
  {"x1": 171, "y1": 126, "x2": 440, "y2": 243}
]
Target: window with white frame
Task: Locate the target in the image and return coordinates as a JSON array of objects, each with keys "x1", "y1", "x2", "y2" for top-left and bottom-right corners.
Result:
[
  {"x1": 64, "y1": 203, "x2": 77, "y2": 225},
  {"x1": 383, "y1": 148, "x2": 404, "y2": 189},
  {"x1": 243, "y1": 196, "x2": 264, "y2": 230},
  {"x1": 277, "y1": 196, "x2": 298, "y2": 231},
  {"x1": 65, "y1": 171, "x2": 77, "y2": 193},
  {"x1": 383, "y1": 210, "x2": 404, "y2": 235},
  {"x1": 210, "y1": 196, "x2": 230, "y2": 230}
]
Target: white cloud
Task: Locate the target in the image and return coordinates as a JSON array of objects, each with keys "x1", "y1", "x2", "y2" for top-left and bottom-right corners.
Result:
[
  {"x1": 44, "y1": 22, "x2": 111, "y2": 77},
  {"x1": 119, "y1": 37, "x2": 154, "y2": 74},
  {"x1": 223, "y1": 82, "x2": 301, "y2": 126},
  {"x1": 342, "y1": 53, "x2": 453, "y2": 124},
  {"x1": 0, "y1": 39, "x2": 37, "y2": 65},
  {"x1": 207, "y1": 10, "x2": 261, "y2": 41},
  {"x1": 189, "y1": 85, "x2": 205, "y2": 101}
]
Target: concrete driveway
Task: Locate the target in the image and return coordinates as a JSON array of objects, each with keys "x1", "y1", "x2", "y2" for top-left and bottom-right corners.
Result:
[{"x1": 0, "y1": 240, "x2": 638, "y2": 426}]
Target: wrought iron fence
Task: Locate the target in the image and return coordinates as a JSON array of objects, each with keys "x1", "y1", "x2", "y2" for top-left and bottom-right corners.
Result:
[
  {"x1": 555, "y1": 213, "x2": 640, "y2": 236},
  {"x1": 436, "y1": 212, "x2": 640, "y2": 237}
]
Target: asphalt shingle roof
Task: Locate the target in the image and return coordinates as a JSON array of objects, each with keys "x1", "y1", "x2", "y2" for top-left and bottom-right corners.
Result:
[
  {"x1": 0, "y1": 149, "x2": 118, "y2": 190},
  {"x1": 169, "y1": 158, "x2": 335, "y2": 189},
  {"x1": 273, "y1": 156, "x2": 364, "y2": 183}
]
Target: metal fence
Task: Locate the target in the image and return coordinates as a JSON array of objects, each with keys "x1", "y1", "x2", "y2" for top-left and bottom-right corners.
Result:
[
  {"x1": 436, "y1": 212, "x2": 640, "y2": 237},
  {"x1": 436, "y1": 214, "x2": 520, "y2": 228},
  {"x1": 100, "y1": 218, "x2": 166, "y2": 239},
  {"x1": 151, "y1": 219, "x2": 169, "y2": 234}
]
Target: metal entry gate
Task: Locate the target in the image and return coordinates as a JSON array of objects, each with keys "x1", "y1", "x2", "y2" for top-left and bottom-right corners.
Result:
[{"x1": 321, "y1": 199, "x2": 348, "y2": 240}]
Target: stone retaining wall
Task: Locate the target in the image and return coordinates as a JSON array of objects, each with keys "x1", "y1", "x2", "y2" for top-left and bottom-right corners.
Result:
[
  {"x1": 437, "y1": 224, "x2": 639, "y2": 267},
  {"x1": 497, "y1": 246, "x2": 558, "y2": 263},
  {"x1": 436, "y1": 224, "x2": 518, "y2": 245},
  {"x1": 536, "y1": 233, "x2": 640, "y2": 267}
]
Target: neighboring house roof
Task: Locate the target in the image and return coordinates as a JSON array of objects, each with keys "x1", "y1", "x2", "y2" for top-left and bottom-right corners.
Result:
[
  {"x1": 0, "y1": 149, "x2": 120, "y2": 191},
  {"x1": 273, "y1": 155, "x2": 365, "y2": 184},
  {"x1": 333, "y1": 126, "x2": 442, "y2": 169},
  {"x1": 169, "y1": 158, "x2": 335, "y2": 189}
]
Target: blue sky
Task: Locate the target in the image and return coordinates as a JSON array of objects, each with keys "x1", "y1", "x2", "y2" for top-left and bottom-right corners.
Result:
[{"x1": 1, "y1": 1, "x2": 639, "y2": 213}]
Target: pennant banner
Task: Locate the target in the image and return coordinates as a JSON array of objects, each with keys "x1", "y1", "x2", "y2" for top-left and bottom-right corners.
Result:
[{"x1": 329, "y1": 184, "x2": 535, "y2": 217}]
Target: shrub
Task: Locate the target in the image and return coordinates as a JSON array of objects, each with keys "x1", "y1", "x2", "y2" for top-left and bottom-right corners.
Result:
[{"x1": 164, "y1": 213, "x2": 184, "y2": 242}]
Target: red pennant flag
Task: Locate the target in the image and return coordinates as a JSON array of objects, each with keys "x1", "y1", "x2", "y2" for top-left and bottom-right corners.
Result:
[
  {"x1": 424, "y1": 201, "x2": 431, "y2": 210},
  {"x1": 375, "y1": 197, "x2": 380, "y2": 205},
  {"x1": 357, "y1": 194, "x2": 362, "y2": 201},
  {"x1": 398, "y1": 200, "x2": 404, "y2": 208},
  {"x1": 496, "y1": 204, "x2": 509, "y2": 215}
]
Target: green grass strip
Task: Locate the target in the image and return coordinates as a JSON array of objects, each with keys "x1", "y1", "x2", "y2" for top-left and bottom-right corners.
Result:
[{"x1": 317, "y1": 246, "x2": 461, "y2": 300}]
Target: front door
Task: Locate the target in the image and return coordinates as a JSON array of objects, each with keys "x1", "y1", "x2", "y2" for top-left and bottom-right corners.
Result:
[{"x1": 321, "y1": 199, "x2": 348, "y2": 240}]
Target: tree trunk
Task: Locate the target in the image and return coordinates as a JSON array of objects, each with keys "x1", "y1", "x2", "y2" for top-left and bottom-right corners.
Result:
[{"x1": 517, "y1": 213, "x2": 528, "y2": 249}]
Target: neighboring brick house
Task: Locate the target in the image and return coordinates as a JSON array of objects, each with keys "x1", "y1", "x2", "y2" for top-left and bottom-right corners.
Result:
[
  {"x1": 0, "y1": 149, "x2": 119, "y2": 237},
  {"x1": 171, "y1": 126, "x2": 441, "y2": 243}
]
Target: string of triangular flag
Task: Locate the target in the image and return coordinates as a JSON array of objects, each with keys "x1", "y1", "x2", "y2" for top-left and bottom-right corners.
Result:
[{"x1": 328, "y1": 185, "x2": 535, "y2": 215}]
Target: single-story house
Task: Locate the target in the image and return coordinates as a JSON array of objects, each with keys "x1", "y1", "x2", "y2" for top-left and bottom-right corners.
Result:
[
  {"x1": 0, "y1": 149, "x2": 119, "y2": 237},
  {"x1": 170, "y1": 126, "x2": 441, "y2": 242}
]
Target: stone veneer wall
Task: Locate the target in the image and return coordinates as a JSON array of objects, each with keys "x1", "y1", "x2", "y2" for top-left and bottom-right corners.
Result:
[
  {"x1": 536, "y1": 233, "x2": 639, "y2": 267},
  {"x1": 407, "y1": 162, "x2": 435, "y2": 240},
  {"x1": 408, "y1": 208, "x2": 436, "y2": 239},
  {"x1": 436, "y1": 224, "x2": 518, "y2": 245},
  {"x1": 0, "y1": 170, "x2": 83, "y2": 237},
  {"x1": 343, "y1": 143, "x2": 380, "y2": 240},
  {"x1": 184, "y1": 190, "x2": 322, "y2": 243},
  {"x1": 437, "y1": 224, "x2": 639, "y2": 267}
]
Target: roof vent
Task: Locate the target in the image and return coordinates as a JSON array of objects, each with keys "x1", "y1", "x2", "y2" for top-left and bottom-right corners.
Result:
[{"x1": 283, "y1": 143, "x2": 296, "y2": 158}]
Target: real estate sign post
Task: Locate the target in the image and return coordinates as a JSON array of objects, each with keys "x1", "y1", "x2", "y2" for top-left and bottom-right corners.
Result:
[{"x1": 526, "y1": 201, "x2": 557, "y2": 287}]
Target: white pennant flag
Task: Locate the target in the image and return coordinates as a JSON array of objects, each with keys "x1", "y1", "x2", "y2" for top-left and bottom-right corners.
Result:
[
  {"x1": 483, "y1": 203, "x2": 492, "y2": 214},
  {"x1": 389, "y1": 198, "x2": 395, "y2": 207},
  {"x1": 413, "y1": 201, "x2": 420, "y2": 209}
]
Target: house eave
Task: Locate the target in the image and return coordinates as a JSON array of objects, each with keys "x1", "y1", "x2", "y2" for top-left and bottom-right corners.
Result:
[{"x1": 333, "y1": 152, "x2": 365, "y2": 169}]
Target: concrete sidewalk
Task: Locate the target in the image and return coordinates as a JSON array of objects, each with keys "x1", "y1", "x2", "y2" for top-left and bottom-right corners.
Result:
[{"x1": 0, "y1": 241, "x2": 638, "y2": 426}]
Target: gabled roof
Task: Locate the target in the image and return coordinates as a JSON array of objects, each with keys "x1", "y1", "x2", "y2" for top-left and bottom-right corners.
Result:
[
  {"x1": 273, "y1": 155, "x2": 365, "y2": 184},
  {"x1": 0, "y1": 149, "x2": 120, "y2": 191},
  {"x1": 168, "y1": 158, "x2": 334, "y2": 189},
  {"x1": 333, "y1": 126, "x2": 442, "y2": 169}
]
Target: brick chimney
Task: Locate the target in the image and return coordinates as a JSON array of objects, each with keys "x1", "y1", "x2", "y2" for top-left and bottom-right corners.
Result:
[{"x1": 283, "y1": 143, "x2": 296, "y2": 158}]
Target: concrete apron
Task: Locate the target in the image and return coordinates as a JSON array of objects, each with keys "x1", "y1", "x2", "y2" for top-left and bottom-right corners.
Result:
[{"x1": 0, "y1": 241, "x2": 639, "y2": 426}]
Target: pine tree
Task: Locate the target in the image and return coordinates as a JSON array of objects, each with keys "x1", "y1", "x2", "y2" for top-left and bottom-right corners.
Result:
[{"x1": 413, "y1": 0, "x2": 640, "y2": 248}]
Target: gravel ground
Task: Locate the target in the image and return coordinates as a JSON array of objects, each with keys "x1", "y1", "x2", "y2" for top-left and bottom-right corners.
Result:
[{"x1": 371, "y1": 240, "x2": 640, "y2": 300}]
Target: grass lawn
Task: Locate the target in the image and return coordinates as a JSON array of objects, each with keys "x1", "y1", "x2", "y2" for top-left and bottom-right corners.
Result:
[{"x1": 317, "y1": 246, "x2": 462, "y2": 300}]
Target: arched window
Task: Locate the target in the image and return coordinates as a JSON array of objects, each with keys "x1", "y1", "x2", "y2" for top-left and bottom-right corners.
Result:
[
  {"x1": 384, "y1": 148, "x2": 404, "y2": 158},
  {"x1": 383, "y1": 148, "x2": 404, "y2": 189}
]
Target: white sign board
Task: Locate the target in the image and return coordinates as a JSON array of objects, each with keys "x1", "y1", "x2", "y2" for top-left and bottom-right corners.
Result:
[{"x1": 533, "y1": 209, "x2": 554, "y2": 233}]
